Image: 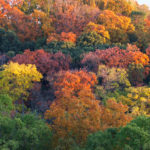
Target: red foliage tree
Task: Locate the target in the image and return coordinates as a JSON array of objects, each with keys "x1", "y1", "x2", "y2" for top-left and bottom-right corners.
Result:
[
  {"x1": 53, "y1": 0, "x2": 100, "y2": 35},
  {"x1": 11, "y1": 49, "x2": 71, "y2": 76},
  {"x1": 82, "y1": 47, "x2": 149, "y2": 72}
]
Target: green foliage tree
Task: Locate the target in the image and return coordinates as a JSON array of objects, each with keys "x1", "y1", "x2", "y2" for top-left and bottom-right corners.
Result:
[
  {"x1": 77, "y1": 31, "x2": 106, "y2": 47},
  {"x1": 85, "y1": 128, "x2": 118, "y2": 150},
  {"x1": 0, "y1": 94, "x2": 14, "y2": 116},
  {"x1": 0, "y1": 28, "x2": 21, "y2": 54},
  {"x1": 0, "y1": 113, "x2": 52, "y2": 150},
  {"x1": 85, "y1": 116, "x2": 150, "y2": 150},
  {"x1": 116, "y1": 116, "x2": 150, "y2": 150}
]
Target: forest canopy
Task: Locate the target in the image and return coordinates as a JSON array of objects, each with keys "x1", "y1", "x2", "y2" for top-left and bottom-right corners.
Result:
[{"x1": 0, "y1": 0, "x2": 150, "y2": 150}]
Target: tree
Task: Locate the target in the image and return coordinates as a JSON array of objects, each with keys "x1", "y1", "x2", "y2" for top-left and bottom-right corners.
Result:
[
  {"x1": 85, "y1": 116, "x2": 150, "y2": 150},
  {"x1": 53, "y1": 70, "x2": 97, "y2": 99},
  {"x1": 82, "y1": 47, "x2": 149, "y2": 72},
  {"x1": 85, "y1": 128, "x2": 118, "y2": 150},
  {"x1": 0, "y1": 28, "x2": 21, "y2": 54},
  {"x1": 106, "y1": 0, "x2": 133, "y2": 16},
  {"x1": 54, "y1": 0, "x2": 100, "y2": 35},
  {"x1": 128, "y1": 63, "x2": 145, "y2": 86},
  {"x1": 0, "y1": 94, "x2": 14, "y2": 116},
  {"x1": 59, "y1": 32, "x2": 77, "y2": 43},
  {"x1": 45, "y1": 70, "x2": 100, "y2": 147},
  {"x1": 116, "y1": 116, "x2": 150, "y2": 150},
  {"x1": 45, "y1": 95, "x2": 101, "y2": 147},
  {"x1": 12, "y1": 49, "x2": 71, "y2": 76},
  {"x1": 97, "y1": 10, "x2": 135, "y2": 43},
  {"x1": 0, "y1": 1, "x2": 42, "y2": 42},
  {"x1": 47, "y1": 32, "x2": 77, "y2": 43},
  {"x1": 119, "y1": 86, "x2": 150, "y2": 117},
  {"x1": 0, "y1": 113, "x2": 53, "y2": 150},
  {"x1": 83, "y1": 22, "x2": 110, "y2": 40},
  {"x1": 101, "y1": 99, "x2": 132, "y2": 130},
  {"x1": 97, "y1": 65, "x2": 131, "y2": 91},
  {"x1": 8, "y1": 7, "x2": 42, "y2": 41},
  {"x1": 77, "y1": 31, "x2": 106, "y2": 47},
  {"x1": 32, "y1": 9, "x2": 54, "y2": 37},
  {"x1": 0, "y1": 62, "x2": 42, "y2": 101}
]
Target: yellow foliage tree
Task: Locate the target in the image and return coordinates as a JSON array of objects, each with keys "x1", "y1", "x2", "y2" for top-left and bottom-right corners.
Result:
[
  {"x1": 119, "y1": 87, "x2": 150, "y2": 117},
  {"x1": 0, "y1": 62, "x2": 43, "y2": 101},
  {"x1": 84, "y1": 22, "x2": 110, "y2": 43}
]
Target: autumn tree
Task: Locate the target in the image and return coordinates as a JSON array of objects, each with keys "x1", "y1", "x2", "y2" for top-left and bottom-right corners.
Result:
[
  {"x1": 32, "y1": 9, "x2": 54, "y2": 37},
  {"x1": 0, "y1": 62, "x2": 42, "y2": 101},
  {"x1": 47, "y1": 32, "x2": 77, "y2": 43},
  {"x1": 119, "y1": 86, "x2": 150, "y2": 117},
  {"x1": 54, "y1": 0, "x2": 100, "y2": 35},
  {"x1": 45, "y1": 70, "x2": 100, "y2": 147},
  {"x1": 128, "y1": 63, "x2": 145, "y2": 86},
  {"x1": 97, "y1": 10, "x2": 135, "y2": 43},
  {"x1": 45, "y1": 95, "x2": 101, "y2": 147},
  {"x1": 0, "y1": 0, "x2": 12, "y2": 28},
  {"x1": 12, "y1": 49, "x2": 71, "y2": 76},
  {"x1": 77, "y1": 31, "x2": 107, "y2": 47},
  {"x1": 82, "y1": 47, "x2": 149, "y2": 72},
  {"x1": 106, "y1": 0, "x2": 133, "y2": 16},
  {"x1": 84, "y1": 22, "x2": 110, "y2": 39},
  {"x1": 101, "y1": 99, "x2": 132, "y2": 130},
  {"x1": 9, "y1": 7, "x2": 42, "y2": 41},
  {"x1": 53, "y1": 70, "x2": 97, "y2": 99},
  {"x1": 0, "y1": 1, "x2": 42, "y2": 42},
  {"x1": 97, "y1": 65, "x2": 131, "y2": 91}
]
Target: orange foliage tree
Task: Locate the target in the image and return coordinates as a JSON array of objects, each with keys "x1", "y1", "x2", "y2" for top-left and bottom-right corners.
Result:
[
  {"x1": 0, "y1": 0, "x2": 12, "y2": 28},
  {"x1": 0, "y1": 1, "x2": 42, "y2": 41},
  {"x1": 9, "y1": 7, "x2": 41, "y2": 41},
  {"x1": 45, "y1": 95, "x2": 101, "y2": 146},
  {"x1": 101, "y1": 99, "x2": 132, "y2": 130},
  {"x1": 59, "y1": 32, "x2": 77, "y2": 43},
  {"x1": 45, "y1": 70, "x2": 100, "y2": 146},
  {"x1": 53, "y1": 70, "x2": 97, "y2": 99},
  {"x1": 97, "y1": 10, "x2": 135, "y2": 43},
  {"x1": 97, "y1": 10, "x2": 134, "y2": 32},
  {"x1": 47, "y1": 32, "x2": 77, "y2": 43},
  {"x1": 45, "y1": 70, "x2": 132, "y2": 147}
]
